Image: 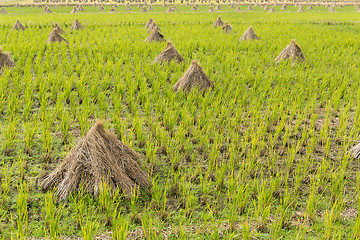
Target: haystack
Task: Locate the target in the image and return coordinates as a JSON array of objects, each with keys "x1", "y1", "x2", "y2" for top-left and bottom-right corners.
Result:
[
  {"x1": 247, "y1": 5, "x2": 252, "y2": 10},
  {"x1": 191, "y1": 5, "x2": 197, "y2": 10},
  {"x1": 350, "y1": 142, "x2": 360, "y2": 159},
  {"x1": 222, "y1": 22, "x2": 232, "y2": 34},
  {"x1": 166, "y1": 7, "x2": 174, "y2": 12},
  {"x1": 173, "y1": 61, "x2": 214, "y2": 93},
  {"x1": 239, "y1": 26, "x2": 260, "y2": 41},
  {"x1": 145, "y1": 27, "x2": 165, "y2": 42},
  {"x1": 268, "y1": 6, "x2": 275, "y2": 12},
  {"x1": 209, "y1": 7, "x2": 214, "y2": 12},
  {"x1": 99, "y1": 6, "x2": 104, "y2": 11},
  {"x1": 54, "y1": 23, "x2": 65, "y2": 34},
  {"x1": 140, "y1": 6, "x2": 147, "y2": 12},
  {"x1": 47, "y1": 28, "x2": 68, "y2": 44},
  {"x1": 263, "y1": 5, "x2": 269, "y2": 10},
  {"x1": 298, "y1": 6, "x2": 304, "y2": 12},
  {"x1": 71, "y1": 6, "x2": 78, "y2": 13},
  {"x1": 308, "y1": 5, "x2": 313, "y2": 10},
  {"x1": 110, "y1": 7, "x2": 116, "y2": 12},
  {"x1": 44, "y1": 7, "x2": 52, "y2": 13},
  {"x1": 214, "y1": 4, "x2": 221, "y2": 10},
  {"x1": 229, "y1": 3, "x2": 235, "y2": 8},
  {"x1": 147, "y1": 22, "x2": 159, "y2": 33},
  {"x1": 329, "y1": 5, "x2": 335, "y2": 12},
  {"x1": 281, "y1": 4, "x2": 287, "y2": 10},
  {"x1": 235, "y1": 6, "x2": 241, "y2": 12},
  {"x1": 212, "y1": 16, "x2": 224, "y2": 27},
  {"x1": 70, "y1": 19, "x2": 84, "y2": 30},
  {"x1": 126, "y1": 5, "x2": 132, "y2": 10},
  {"x1": 145, "y1": 18, "x2": 153, "y2": 28},
  {"x1": 0, "y1": 8, "x2": 7, "y2": 14},
  {"x1": 275, "y1": 40, "x2": 305, "y2": 65},
  {"x1": 78, "y1": 5, "x2": 84, "y2": 12},
  {"x1": 153, "y1": 40, "x2": 184, "y2": 63},
  {"x1": 41, "y1": 122, "x2": 151, "y2": 200},
  {"x1": 162, "y1": 3, "x2": 167, "y2": 7},
  {"x1": 43, "y1": 5, "x2": 49, "y2": 12},
  {"x1": 12, "y1": 20, "x2": 25, "y2": 30},
  {"x1": 0, "y1": 47, "x2": 15, "y2": 71},
  {"x1": 172, "y1": 5, "x2": 177, "y2": 10}
]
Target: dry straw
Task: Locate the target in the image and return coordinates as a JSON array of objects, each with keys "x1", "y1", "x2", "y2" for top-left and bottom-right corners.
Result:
[
  {"x1": 53, "y1": 23, "x2": 65, "y2": 35},
  {"x1": 153, "y1": 40, "x2": 184, "y2": 64},
  {"x1": 350, "y1": 143, "x2": 360, "y2": 159},
  {"x1": 212, "y1": 16, "x2": 224, "y2": 27},
  {"x1": 222, "y1": 22, "x2": 232, "y2": 34},
  {"x1": 145, "y1": 18, "x2": 153, "y2": 28},
  {"x1": 47, "y1": 28, "x2": 68, "y2": 45},
  {"x1": 235, "y1": 6, "x2": 242, "y2": 12},
  {"x1": 0, "y1": 8, "x2": 7, "y2": 14},
  {"x1": 42, "y1": 121, "x2": 151, "y2": 200},
  {"x1": 147, "y1": 22, "x2": 159, "y2": 33},
  {"x1": 239, "y1": 26, "x2": 260, "y2": 41},
  {"x1": 0, "y1": 47, "x2": 15, "y2": 71},
  {"x1": 145, "y1": 27, "x2": 165, "y2": 42},
  {"x1": 173, "y1": 61, "x2": 214, "y2": 93},
  {"x1": 70, "y1": 19, "x2": 84, "y2": 30},
  {"x1": 71, "y1": 6, "x2": 78, "y2": 13},
  {"x1": 166, "y1": 7, "x2": 174, "y2": 12},
  {"x1": 12, "y1": 20, "x2": 25, "y2": 30},
  {"x1": 275, "y1": 39, "x2": 305, "y2": 65}
]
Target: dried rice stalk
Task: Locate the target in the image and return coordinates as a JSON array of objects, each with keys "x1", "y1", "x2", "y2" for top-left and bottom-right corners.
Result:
[
  {"x1": 212, "y1": 16, "x2": 224, "y2": 27},
  {"x1": 42, "y1": 121, "x2": 151, "y2": 200},
  {"x1": 145, "y1": 27, "x2": 165, "y2": 42},
  {"x1": 350, "y1": 142, "x2": 360, "y2": 159},
  {"x1": 173, "y1": 60, "x2": 214, "y2": 93},
  {"x1": 239, "y1": 26, "x2": 260, "y2": 41},
  {"x1": 153, "y1": 40, "x2": 184, "y2": 63},
  {"x1": 275, "y1": 39, "x2": 305, "y2": 65}
]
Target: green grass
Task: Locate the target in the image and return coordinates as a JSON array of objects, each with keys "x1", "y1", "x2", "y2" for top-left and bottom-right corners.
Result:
[{"x1": 1, "y1": 4, "x2": 360, "y2": 239}]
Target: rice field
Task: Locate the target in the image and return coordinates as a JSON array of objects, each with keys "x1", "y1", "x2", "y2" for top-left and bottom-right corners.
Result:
[{"x1": 1, "y1": 3, "x2": 360, "y2": 239}]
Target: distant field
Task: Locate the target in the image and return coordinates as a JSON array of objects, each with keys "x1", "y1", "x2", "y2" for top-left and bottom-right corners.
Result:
[{"x1": 1, "y1": 4, "x2": 360, "y2": 240}]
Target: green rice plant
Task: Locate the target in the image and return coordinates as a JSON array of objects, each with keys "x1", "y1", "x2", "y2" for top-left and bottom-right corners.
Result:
[
  {"x1": 77, "y1": 108, "x2": 92, "y2": 136},
  {"x1": 141, "y1": 208, "x2": 158, "y2": 240},
  {"x1": 305, "y1": 177, "x2": 318, "y2": 221},
  {"x1": 1, "y1": 118, "x2": 18, "y2": 155},
  {"x1": 112, "y1": 211, "x2": 129, "y2": 240},
  {"x1": 43, "y1": 191, "x2": 62, "y2": 240},
  {"x1": 0, "y1": 162, "x2": 14, "y2": 206},
  {"x1": 323, "y1": 201, "x2": 339, "y2": 240},
  {"x1": 69, "y1": 190, "x2": 86, "y2": 230},
  {"x1": 98, "y1": 181, "x2": 113, "y2": 226},
  {"x1": 59, "y1": 109, "x2": 72, "y2": 144},
  {"x1": 130, "y1": 187, "x2": 140, "y2": 221},
  {"x1": 11, "y1": 181, "x2": 28, "y2": 239},
  {"x1": 241, "y1": 220, "x2": 252, "y2": 240},
  {"x1": 145, "y1": 140, "x2": 158, "y2": 165},
  {"x1": 23, "y1": 121, "x2": 37, "y2": 155},
  {"x1": 81, "y1": 217, "x2": 100, "y2": 240},
  {"x1": 22, "y1": 85, "x2": 34, "y2": 120}
]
